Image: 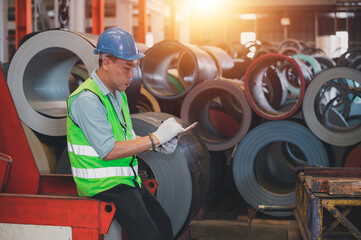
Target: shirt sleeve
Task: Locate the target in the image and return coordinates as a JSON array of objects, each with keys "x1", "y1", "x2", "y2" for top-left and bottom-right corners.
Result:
[{"x1": 69, "y1": 91, "x2": 116, "y2": 159}]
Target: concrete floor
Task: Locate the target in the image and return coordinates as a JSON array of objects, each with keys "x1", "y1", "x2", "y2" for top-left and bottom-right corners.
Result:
[
  {"x1": 187, "y1": 163, "x2": 359, "y2": 240},
  {"x1": 188, "y1": 163, "x2": 301, "y2": 240}
]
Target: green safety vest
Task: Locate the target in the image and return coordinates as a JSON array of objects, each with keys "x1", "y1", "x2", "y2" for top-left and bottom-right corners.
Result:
[{"x1": 67, "y1": 78, "x2": 141, "y2": 197}]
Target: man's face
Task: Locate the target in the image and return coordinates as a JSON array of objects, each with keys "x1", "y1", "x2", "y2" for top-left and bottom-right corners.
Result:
[{"x1": 106, "y1": 57, "x2": 138, "y2": 92}]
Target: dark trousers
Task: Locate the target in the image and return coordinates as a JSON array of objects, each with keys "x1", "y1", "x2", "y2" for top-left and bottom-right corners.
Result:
[{"x1": 93, "y1": 183, "x2": 173, "y2": 240}]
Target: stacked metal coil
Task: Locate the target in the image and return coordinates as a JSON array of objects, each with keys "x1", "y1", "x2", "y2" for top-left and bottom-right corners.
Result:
[
  {"x1": 7, "y1": 29, "x2": 144, "y2": 137},
  {"x1": 6, "y1": 30, "x2": 212, "y2": 237},
  {"x1": 131, "y1": 112, "x2": 211, "y2": 236},
  {"x1": 7, "y1": 29, "x2": 361, "y2": 221},
  {"x1": 180, "y1": 78, "x2": 252, "y2": 151},
  {"x1": 232, "y1": 120, "x2": 329, "y2": 216}
]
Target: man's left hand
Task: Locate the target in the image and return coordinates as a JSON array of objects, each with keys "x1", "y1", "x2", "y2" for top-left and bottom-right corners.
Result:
[{"x1": 156, "y1": 136, "x2": 180, "y2": 154}]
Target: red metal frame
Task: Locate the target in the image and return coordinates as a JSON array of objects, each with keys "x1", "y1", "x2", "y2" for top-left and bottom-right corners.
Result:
[
  {"x1": 15, "y1": 0, "x2": 32, "y2": 49},
  {"x1": 0, "y1": 193, "x2": 115, "y2": 239},
  {"x1": 0, "y1": 67, "x2": 39, "y2": 194},
  {"x1": 138, "y1": 0, "x2": 147, "y2": 43},
  {"x1": 0, "y1": 66, "x2": 158, "y2": 239},
  {"x1": 0, "y1": 153, "x2": 12, "y2": 192},
  {"x1": 92, "y1": 0, "x2": 104, "y2": 34}
]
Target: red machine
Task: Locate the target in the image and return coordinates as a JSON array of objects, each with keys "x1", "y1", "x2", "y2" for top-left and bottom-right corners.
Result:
[{"x1": 0, "y1": 67, "x2": 115, "y2": 239}]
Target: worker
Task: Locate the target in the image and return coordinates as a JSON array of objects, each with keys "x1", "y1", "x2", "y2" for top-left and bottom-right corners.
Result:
[{"x1": 67, "y1": 27, "x2": 184, "y2": 240}]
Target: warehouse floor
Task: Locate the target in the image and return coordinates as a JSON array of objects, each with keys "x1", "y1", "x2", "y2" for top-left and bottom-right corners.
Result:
[
  {"x1": 187, "y1": 164, "x2": 360, "y2": 240},
  {"x1": 189, "y1": 175, "x2": 299, "y2": 240}
]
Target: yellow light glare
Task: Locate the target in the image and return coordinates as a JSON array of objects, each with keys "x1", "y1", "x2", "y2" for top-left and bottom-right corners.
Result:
[
  {"x1": 239, "y1": 14, "x2": 257, "y2": 20},
  {"x1": 193, "y1": 0, "x2": 218, "y2": 13}
]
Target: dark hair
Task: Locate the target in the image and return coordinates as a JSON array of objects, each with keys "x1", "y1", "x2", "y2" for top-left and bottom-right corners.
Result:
[{"x1": 98, "y1": 54, "x2": 117, "y2": 67}]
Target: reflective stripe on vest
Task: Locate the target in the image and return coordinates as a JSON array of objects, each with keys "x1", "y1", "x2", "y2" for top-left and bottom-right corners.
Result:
[
  {"x1": 67, "y1": 142, "x2": 99, "y2": 157},
  {"x1": 71, "y1": 165, "x2": 138, "y2": 179}
]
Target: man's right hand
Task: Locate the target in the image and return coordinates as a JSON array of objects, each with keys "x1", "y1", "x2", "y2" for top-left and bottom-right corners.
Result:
[{"x1": 153, "y1": 118, "x2": 184, "y2": 145}]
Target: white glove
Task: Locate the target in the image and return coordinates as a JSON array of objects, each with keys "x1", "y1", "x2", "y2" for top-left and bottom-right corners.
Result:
[
  {"x1": 156, "y1": 136, "x2": 180, "y2": 154},
  {"x1": 153, "y1": 117, "x2": 184, "y2": 145}
]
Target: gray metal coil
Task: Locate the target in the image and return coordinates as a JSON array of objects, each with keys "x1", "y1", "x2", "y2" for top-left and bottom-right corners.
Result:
[
  {"x1": 278, "y1": 39, "x2": 303, "y2": 52},
  {"x1": 244, "y1": 53, "x2": 305, "y2": 120},
  {"x1": 55, "y1": 111, "x2": 211, "y2": 236},
  {"x1": 7, "y1": 29, "x2": 142, "y2": 136},
  {"x1": 313, "y1": 54, "x2": 336, "y2": 70},
  {"x1": 180, "y1": 79, "x2": 252, "y2": 151},
  {"x1": 141, "y1": 40, "x2": 218, "y2": 100},
  {"x1": 200, "y1": 46, "x2": 235, "y2": 78},
  {"x1": 303, "y1": 67, "x2": 361, "y2": 146},
  {"x1": 233, "y1": 120, "x2": 329, "y2": 216},
  {"x1": 131, "y1": 112, "x2": 211, "y2": 236}
]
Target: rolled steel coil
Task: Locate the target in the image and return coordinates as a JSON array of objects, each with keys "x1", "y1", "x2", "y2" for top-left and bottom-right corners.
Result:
[
  {"x1": 7, "y1": 29, "x2": 142, "y2": 136},
  {"x1": 141, "y1": 40, "x2": 218, "y2": 100},
  {"x1": 244, "y1": 53, "x2": 305, "y2": 120},
  {"x1": 313, "y1": 55, "x2": 336, "y2": 70},
  {"x1": 254, "y1": 47, "x2": 277, "y2": 59},
  {"x1": 135, "y1": 86, "x2": 161, "y2": 113},
  {"x1": 279, "y1": 47, "x2": 300, "y2": 56},
  {"x1": 7, "y1": 30, "x2": 98, "y2": 136},
  {"x1": 303, "y1": 67, "x2": 361, "y2": 146},
  {"x1": 55, "y1": 111, "x2": 211, "y2": 236},
  {"x1": 293, "y1": 54, "x2": 322, "y2": 75},
  {"x1": 336, "y1": 48, "x2": 361, "y2": 70},
  {"x1": 131, "y1": 112, "x2": 211, "y2": 236},
  {"x1": 180, "y1": 79, "x2": 252, "y2": 151},
  {"x1": 278, "y1": 38, "x2": 303, "y2": 52},
  {"x1": 22, "y1": 122, "x2": 58, "y2": 174},
  {"x1": 344, "y1": 143, "x2": 361, "y2": 167},
  {"x1": 223, "y1": 58, "x2": 251, "y2": 80},
  {"x1": 200, "y1": 45, "x2": 235, "y2": 78},
  {"x1": 233, "y1": 120, "x2": 329, "y2": 216}
]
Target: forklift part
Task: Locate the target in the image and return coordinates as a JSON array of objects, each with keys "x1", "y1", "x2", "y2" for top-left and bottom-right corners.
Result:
[
  {"x1": 0, "y1": 193, "x2": 115, "y2": 239},
  {"x1": 233, "y1": 120, "x2": 329, "y2": 216},
  {"x1": 132, "y1": 112, "x2": 211, "y2": 237},
  {"x1": 0, "y1": 66, "x2": 39, "y2": 194},
  {"x1": 0, "y1": 153, "x2": 12, "y2": 192}
]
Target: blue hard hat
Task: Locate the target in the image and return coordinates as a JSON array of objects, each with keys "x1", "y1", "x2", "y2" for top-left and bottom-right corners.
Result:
[{"x1": 94, "y1": 27, "x2": 144, "y2": 60}]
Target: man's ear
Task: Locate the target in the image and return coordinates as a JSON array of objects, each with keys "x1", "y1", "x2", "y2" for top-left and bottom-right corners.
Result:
[{"x1": 102, "y1": 56, "x2": 111, "y2": 71}]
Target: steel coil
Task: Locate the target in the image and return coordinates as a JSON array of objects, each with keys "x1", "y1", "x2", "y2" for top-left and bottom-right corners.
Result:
[
  {"x1": 55, "y1": 111, "x2": 211, "y2": 236},
  {"x1": 200, "y1": 46, "x2": 235, "y2": 77},
  {"x1": 131, "y1": 112, "x2": 211, "y2": 236},
  {"x1": 135, "y1": 86, "x2": 161, "y2": 113},
  {"x1": 180, "y1": 79, "x2": 252, "y2": 151},
  {"x1": 293, "y1": 54, "x2": 322, "y2": 75},
  {"x1": 313, "y1": 55, "x2": 336, "y2": 70},
  {"x1": 303, "y1": 67, "x2": 361, "y2": 146},
  {"x1": 7, "y1": 29, "x2": 142, "y2": 136},
  {"x1": 7, "y1": 30, "x2": 98, "y2": 136},
  {"x1": 141, "y1": 40, "x2": 218, "y2": 100},
  {"x1": 244, "y1": 53, "x2": 305, "y2": 120},
  {"x1": 279, "y1": 39, "x2": 303, "y2": 52},
  {"x1": 336, "y1": 48, "x2": 361, "y2": 70},
  {"x1": 21, "y1": 122, "x2": 58, "y2": 174},
  {"x1": 344, "y1": 143, "x2": 361, "y2": 167},
  {"x1": 279, "y1": 47, "x2": 300, "y2": 56},
  {"x1": 233, "y1": 120, "x2": 329, "y2": 216}
]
